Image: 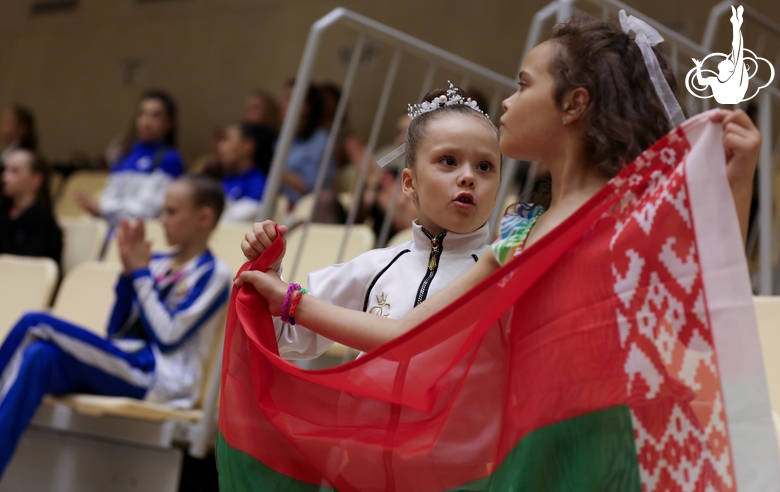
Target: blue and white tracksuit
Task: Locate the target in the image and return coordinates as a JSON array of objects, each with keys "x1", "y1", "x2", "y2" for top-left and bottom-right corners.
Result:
[
  {"x1": 220, "y1": 167, "x2": 267, "y2": 223},
  {"x1": 0, "y1": 250, "x2": 231, "y2": 476},
  {"x1": 100, "y1": 142, "x2": 185, "y2": 227}
]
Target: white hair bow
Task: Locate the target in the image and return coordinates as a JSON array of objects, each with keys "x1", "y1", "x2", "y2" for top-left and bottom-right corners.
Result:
[{"x1": 619, "y1": 10, "x2": 684, "y2": 128}]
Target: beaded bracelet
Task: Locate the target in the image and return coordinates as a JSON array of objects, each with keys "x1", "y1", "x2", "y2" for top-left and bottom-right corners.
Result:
[
  {"x1": 280, "y1": 283, "x2": 301, "y2": 324},
  {"x1": 288, "y1": 288, "x2": 308, "y2": 326}
]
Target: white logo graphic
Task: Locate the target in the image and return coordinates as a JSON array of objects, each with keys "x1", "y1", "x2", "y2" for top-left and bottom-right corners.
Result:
[{"x1": 685, "y1": 6, "x2": 774, "y2": 104}]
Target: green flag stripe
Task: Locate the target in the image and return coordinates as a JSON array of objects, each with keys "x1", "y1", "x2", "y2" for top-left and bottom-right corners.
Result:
[{"x1": 218, "y1": 405, "x2": 640, "y2": 492}]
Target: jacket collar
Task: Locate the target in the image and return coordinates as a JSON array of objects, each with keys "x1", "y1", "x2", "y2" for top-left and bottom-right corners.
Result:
[{"x1": 410, "y1": 220, "x2": 489, "y2": 254}]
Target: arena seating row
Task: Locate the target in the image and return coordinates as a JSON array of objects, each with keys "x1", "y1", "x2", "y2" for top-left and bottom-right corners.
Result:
[{"x1": 0, "y1": 207, "x2": 380, "y2": 490}]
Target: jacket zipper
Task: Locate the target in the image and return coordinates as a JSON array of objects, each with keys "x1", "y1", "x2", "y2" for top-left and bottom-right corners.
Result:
[{"x1": 415, "y1": 228, "x2": 446, "y2": 307}]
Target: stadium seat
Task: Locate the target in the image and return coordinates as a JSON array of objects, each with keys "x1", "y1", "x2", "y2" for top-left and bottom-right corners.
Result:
[
  {"x1": 281, "y1": 223, "x2": 376, "y2": 285},
  {"x1": 50, "y1": 261, "x2": 122, "y2": 335},
  {"x1": 54, "y1": 170, "x2": 109, "y2": 218},
  {"x1": 755, "y1": 296, "x2": 780, "y2": 413},
  {"x1": 4, "y1": 275, "x2": 228, "y2": 492},
  {"x1": 273, "y1": 194, "x2": 290, "y2": 224},
  {"x1": 59, "y1": 216, "x2": 109, "y2": 275},
  {"x1": 209, "y1": 221, "x2": 252, "y2": 275},
  {"x1": 289, "y1": 192, "x2": 315, "y2": 225},
  {"x1": 0, "y1": 255, "x2": 58, "y2": 340}
]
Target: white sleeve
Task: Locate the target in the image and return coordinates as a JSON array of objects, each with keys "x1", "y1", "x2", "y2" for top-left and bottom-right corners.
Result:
[
  {"x1": 221, "y1": 198, "x2": 262, "y2": 223},
  {"x1": 275, "y1": 253, "x2": 379, "y2": 360},
  {"x1": 99, "y1": 170, "x2": 173, "y2": 224},
  {"x1": 99, "y1": 174, "x2": 125, "y2": 225},
  {"x1": 124, "y1": 170, "x2": 173, "y2": 220}
]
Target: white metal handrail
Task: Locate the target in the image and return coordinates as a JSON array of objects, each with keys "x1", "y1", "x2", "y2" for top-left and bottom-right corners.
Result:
[
  {"x1": 523, "y1": 0, "x2": 780, "y2": 295},
  {"x1": 258, "y1": 7, "x2": 520, "y2": 281}
]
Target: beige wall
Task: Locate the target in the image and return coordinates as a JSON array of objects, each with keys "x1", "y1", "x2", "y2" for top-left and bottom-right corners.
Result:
[{"x1": 0, "y1": 0, "x2": 777, "y2": 164}]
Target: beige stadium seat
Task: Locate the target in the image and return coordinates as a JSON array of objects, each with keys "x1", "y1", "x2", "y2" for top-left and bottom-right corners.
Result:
[
  {"x1": 289, "y1": 192, "x2": 315, "y2": 224},
  {"x1": 0, "y1": 255, "x2": 59, "y2": 340},
  {"x1": 51, "y1": 261, "x2": 122, "y2": 335},
  {"x1": 103, "y1": 219, "x2": 171, "y2": 265},
  {"x1": 273, "y1": 194, "x2": 290, "y2": 224},
  {"x1": 386, "y1": 227, "x2": 413, "y2": 247},
  {"x1": 55, "y1": 170, "x2": 109, "y2": 218},
  {"x1": 210, "y1": 221, "x2": 252, "y2": 275},
  {"x1": 756, "y1": 296, "x2": 780, "y2": 413},
  {"x1": 59, "y1": 216, "x2": 109, "y2": 275},
  {"x1": 43, "y1": 304, "x2": 227, "y2": 426},
  {"x1": 337, "y1": 192, "x2": 353, "y2": 212},
  {"x1": 281, "y1": 223, "x2": 375, "y2": 285}
]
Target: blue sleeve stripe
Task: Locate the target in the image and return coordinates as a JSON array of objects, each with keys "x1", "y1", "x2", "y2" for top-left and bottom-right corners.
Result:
[
  {"x1": 138, "y1": 285, "x2": 229, "y2": 353},
  {"x1": 171, "y1": 264, "x2": 215, "y2": 314}
]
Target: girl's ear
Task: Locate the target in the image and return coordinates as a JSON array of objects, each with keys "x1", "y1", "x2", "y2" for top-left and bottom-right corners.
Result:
[
  {"x1": 401, "y1": 167, "x2": 416, "y2": 200},
  {"x1": 562, "y1": 87, "x2": 590, "y2": 125},
  {"x1": 198, "y1": 206, "x2": 215, "y2": 229}
]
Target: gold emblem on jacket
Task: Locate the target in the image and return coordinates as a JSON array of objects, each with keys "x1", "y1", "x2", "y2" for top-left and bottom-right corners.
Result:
[{"x1": 369, "y1": 292, "x2": 391, "y2": 318}]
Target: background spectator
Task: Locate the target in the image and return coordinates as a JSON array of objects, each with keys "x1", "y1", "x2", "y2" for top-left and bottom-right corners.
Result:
[
  {"x1": 77, "y1": 90, "x2": 185, "y2": 226},
  {"x1": 242, "y1": 90, "x2": 280, "y2": 130},
  {"x1": 214, "y1": 123, "x2": 270, "y2": 222},
  {"x1": 278, "y1": 80, "x2": 331, "y2": 204},
  {"x1": 0, "y1": 105, "x2": 38, "y2": 169},
  {"x1": 0, "y1": 149, "x2": 62, "y2": 266}
]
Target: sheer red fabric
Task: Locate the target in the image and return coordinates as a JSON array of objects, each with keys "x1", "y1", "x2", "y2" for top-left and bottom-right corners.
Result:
[{"x1": 219, "y1": 113, "x2": 763, "y2": 491}]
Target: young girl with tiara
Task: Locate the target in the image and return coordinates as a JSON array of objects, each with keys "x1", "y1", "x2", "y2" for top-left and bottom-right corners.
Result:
[
  {"x1": 240, "y1": 84, "x2": 502, "y2": 359},
  {"x1": 237, "y1": 12, "x2": 761, "y2": 355}
]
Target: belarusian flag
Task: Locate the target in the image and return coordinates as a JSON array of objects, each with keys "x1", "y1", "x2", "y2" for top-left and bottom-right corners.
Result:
[{"x1": 217, "y1": 112, "x2": 780, "y2": 491}]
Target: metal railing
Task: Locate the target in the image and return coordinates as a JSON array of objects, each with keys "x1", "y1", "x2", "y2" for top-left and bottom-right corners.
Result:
[
  {"x1": 258, "y1": 8, "x2": 519, "y2": 281},
  {"x1": 523, "y1": 0, "x2": 780, "y2": 294}
]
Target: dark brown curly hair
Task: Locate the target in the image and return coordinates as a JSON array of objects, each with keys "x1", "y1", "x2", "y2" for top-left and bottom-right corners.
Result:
[{"x1": 547, "y1": 14, "x2": 687, "y2": 178}]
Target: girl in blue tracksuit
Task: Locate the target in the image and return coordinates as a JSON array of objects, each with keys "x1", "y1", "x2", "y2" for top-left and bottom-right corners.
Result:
[
  {"x1": 0, "y1": 175, "x2": 231, "y2": 477},
  {"x1": 77, "y1": 90, "x2": 185, "y2": 226}
]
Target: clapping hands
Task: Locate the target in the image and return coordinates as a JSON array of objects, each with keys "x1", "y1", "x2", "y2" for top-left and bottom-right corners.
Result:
[{"x1": 116, "y1": 219, "x2": 152, "y2": 275}]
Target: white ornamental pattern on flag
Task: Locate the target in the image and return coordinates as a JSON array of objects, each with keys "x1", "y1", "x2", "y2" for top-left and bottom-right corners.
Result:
[{"x1": 608, "y1": 127, "x2": 735, "y2": 491}]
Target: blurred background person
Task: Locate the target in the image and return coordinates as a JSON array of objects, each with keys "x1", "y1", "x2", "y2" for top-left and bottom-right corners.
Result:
[
  {"x1": 278, "y1": 80, "x2": 330, "y2": 204},
  {"x1": 77, "y1": 90, "x2": 185, "y2": 227},
  {"x1": 0, "y1": 105, "x2": 38, "y2": 169},
  {"x1": 242, "y1": 89, "x2": 280, "y2": 130},
  {"x1": 0, "y1": 149, "x2": 62, "y2": 267},
  {"x1": 213, "y1": 122, "x2": 270, "y2": 223}
]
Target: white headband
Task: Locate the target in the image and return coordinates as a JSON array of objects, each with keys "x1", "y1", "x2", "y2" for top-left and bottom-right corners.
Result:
[{"x1": 619, "y1": 10, "x2": 684, "y2": 128}]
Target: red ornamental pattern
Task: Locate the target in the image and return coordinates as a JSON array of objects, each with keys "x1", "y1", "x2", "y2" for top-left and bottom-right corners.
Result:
[{"x1": 608, "y1": 127, "x2": 736, "y2": 491}]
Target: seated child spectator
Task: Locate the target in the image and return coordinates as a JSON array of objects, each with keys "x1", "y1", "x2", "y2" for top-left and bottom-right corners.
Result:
[
  {"x1": 242, "y1": 90, "x2": 280, "y2": 131},
  {"x1": 77, "y1": 90, "x2": 185, "y2": 226},
  {"x1": 217, "y1": 123, "x2": 269, "y2": 223},
  {"x1": 278, "y1": 80, "x2": 331, "y2": 203},
  {"x1": 0, "y1": 175, "x2": 232, "y2": 477},
  {"x1": 0, "y1": 105, "x2": 38, "y2": 169},
  {"x1": 0, "y1": 149, "x2": 62, "y2": 266}
]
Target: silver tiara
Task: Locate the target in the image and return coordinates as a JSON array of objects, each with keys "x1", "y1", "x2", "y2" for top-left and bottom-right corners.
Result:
[{"x1": 407, "y1": 81, "x2": 488, "y2": 120}]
